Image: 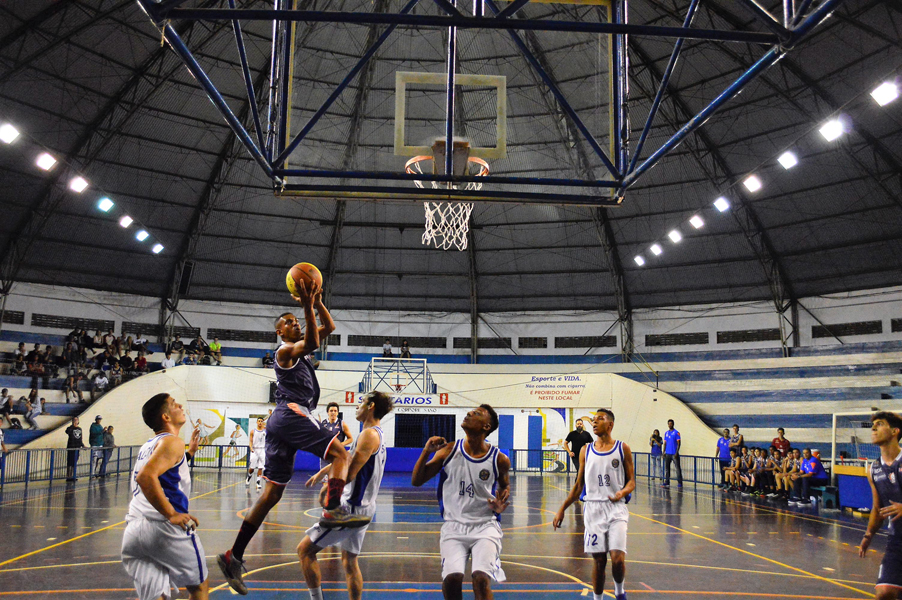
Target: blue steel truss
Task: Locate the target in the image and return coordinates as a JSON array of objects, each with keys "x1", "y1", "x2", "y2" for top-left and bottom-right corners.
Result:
[{"x1": 135, "y1": 0, "x2": 846, "y2": 206}]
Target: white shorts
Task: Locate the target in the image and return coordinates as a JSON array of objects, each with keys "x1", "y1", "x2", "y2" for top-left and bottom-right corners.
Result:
[
  {"x1": 440, "y1": 520, "x2": 506, "y2": 582},
  {"x1": 304, "y1": 504, "x2": 374, "y2": 555},
  {"x1": 121, "y1": 516, "x2": 208, "y2": 600},
  {"x1": 583, "y1": 500, "x2": 629, "y2": 554},
  {"x1": 249, "y1": 449, "x2": 265, "y2": 470}
]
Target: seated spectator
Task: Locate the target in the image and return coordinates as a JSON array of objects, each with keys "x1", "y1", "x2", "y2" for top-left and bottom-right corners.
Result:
[
  {"x1": 67, "y1": 327, "x2": 81, "y2": 345},
  {"x1": 208, "y1": 337, "x2": 223, "y2": 365},
  {"x1": 113, "y1": 335, "x2": 126, "y2": 357},
  {"x1": 102, "y1": 328, "x2": 116, "y2": 349},
  {"x1": 132, "y1": 332, "x2": 154, "y2": 355},
  {"x1": 168, "y1": 335, "x2": 185, "y2": 361},
  {"x1": 181, "y1": 352, "x2": 197, "y2": 366},
  {"x1": 382, "y1": 339, "x2": 393, "y2": 357},
  {"x1": 26, "y1": 355, "x2": 46, "y2": 385},
  {"x1": 0, "y1": 388, "x2": 13, "y2": 428},
  {"x1": 79, "y1": 330, "x2": 94, "y2": 355},
  {"x1": 198, "y1": 349, "x2": 213, "y2": 366},
  {"x1": 119, "y1": 351, "x2": 135, "y2": 374},
  {"x1": 12, "y1": 354, "x2": 26, "y2": 376},
  {"x1": 15, "y1": 394, "x2": 30, "y2": 415},
  {"x1": 61, "y1": 342, "x2": 78, "y2": 375},
  {"x1": 13, "y1": 341, "x2": 26, "y2": 360},
  {"x1": 42, "y1": 345, "x2": 59, "y2": 378},
  {"x1": 24, "y1": 396, "x2": 43, "y2": 430},
  {"x1": 400, "y1": 339, "x2": 411, "y2": 359},
  {"x1": 790, "y1": 448, "x2": 829, "y2": 507},
  {"x1": 262, "y1": 351, "x2": 274, "y2": 369},
  {"x1": 109, "y1": 361, "x2": 123, "y2": 387},
  {"x1": 91, "y1": 371, "x2": 110, "y2": 401},
  {"x1": 93, "y1": 330, "x2": 104, "y2": 351},
  {"x1": 188, "y1": 335, "x2": 208, "y2": 357},
  {"x1": 95, "y1": 349, "x2": 114, "y2": 373},
  {"x1": 135, "y1": 351, "x2": 149, "y2": 374},
  {"x1": 25, "y1": 343, "x2": 41, "y2": 364},
  {"x1": 160, "y1": 352, "x2": 176, "y2": 370}
]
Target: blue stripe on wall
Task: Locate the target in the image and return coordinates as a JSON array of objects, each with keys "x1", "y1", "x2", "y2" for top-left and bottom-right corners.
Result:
[
  {"x1": 679, "y1": 387, "x2": 902, "y2": 403},
  {"x1": 527, "y1": 415, "x2": 543, "y2": 469},
  {"x1": 498, "y1": 415, "x2": 514, "y2": 454}
]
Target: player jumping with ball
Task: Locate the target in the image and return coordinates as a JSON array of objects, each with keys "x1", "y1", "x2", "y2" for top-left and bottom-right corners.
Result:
[
  {"x1": 218, "y1": 279, "x2": 370, "y2": 595},
  {"x1": 554, "y1": 409, "x2": 635, "y2": 600}
]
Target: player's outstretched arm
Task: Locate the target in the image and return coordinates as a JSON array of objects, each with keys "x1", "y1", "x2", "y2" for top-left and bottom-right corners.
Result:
[
  {"x1": 860, "y1": 470, "x2": 884, "y2": 557},
  {"x1": 553, "y1": 446, "x2": 587, "y2": 529},
  {"x1": 411, "y1": 436, "x2": 452, "y2": 487},
  {"x1": 281, "y1": 281, "x2": 321, "y2": 361},
  {"x1": 313, "y1": 287, "x2": 336, "y2": 338},
  {"x1": 488, "y1": 452, "x2": 511, "y2": 513},
  {"x1": 135, "y1": 435, "x2": 199, "y2": 531},
  {"x1": 610, "y1": 443, "x2": 636, "y2": 502}
]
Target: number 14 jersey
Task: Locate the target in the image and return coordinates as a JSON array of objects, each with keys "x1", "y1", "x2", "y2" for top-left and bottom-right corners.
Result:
[{"x1": 438, "y1": 439, "x2": 501, "y2": 525}]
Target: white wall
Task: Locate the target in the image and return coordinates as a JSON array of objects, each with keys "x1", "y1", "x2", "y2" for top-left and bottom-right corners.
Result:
[
  {"x1": 21, "y1": 365, "x2": 718, "y2": 456},
  {"x1": 3, "y1": 281, "x2": 900, "y2": 354}
]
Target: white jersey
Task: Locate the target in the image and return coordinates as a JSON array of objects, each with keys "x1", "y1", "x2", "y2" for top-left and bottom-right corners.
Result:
[
  {"x1": 128, "y1": 433, "x2": 191, "y2": 521},
  {"x1": 439, "y1": 440, "x2": 501, "y2": 525},
  {"x1": 342, "y1": 426, "x2": 386, "y2": 508},
  {"x1": 250, "y1": 428, "x2": 266, "y2": 451},
  {"x1": 583, "y1": 440, "x2": 627, "y2": 502}
]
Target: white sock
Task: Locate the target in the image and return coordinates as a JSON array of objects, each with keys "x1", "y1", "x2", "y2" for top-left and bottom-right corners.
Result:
[
  {"x1": 614, "y1": 580, "x2": 625, "y2": 595},
  {"x1": 594, "y1": 593, "x2": 604, "y2": 600},
  {"x1": 308, "y1": 586, "x2": 323, "y2": 600}
]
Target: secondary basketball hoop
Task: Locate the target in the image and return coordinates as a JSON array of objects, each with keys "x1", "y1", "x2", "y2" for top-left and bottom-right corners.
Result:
[{"x1": 405, "y1": 140, "x2": 489, "y2": 251}]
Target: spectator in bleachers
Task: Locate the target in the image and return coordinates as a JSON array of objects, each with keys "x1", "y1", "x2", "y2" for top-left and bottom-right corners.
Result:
[
  {"x1": 79, "y1": 330, "x2": 93, "y2": 354},
  {"x1": 25, "y1": 343, "x2": 41, "y2": 363},
  {"x1": 41, "y1": 345, "x2": 59, "y2": 378},
  {"x1": 100, "y1": 425, "x2": 115, "y2": 477},
  {"x1": 0, "y1": 428, "x2": 6, "y2": 454},
  {"x1": 772, "y1": 427, "x2": 791, "y2": 458},
  {"x1": 63, "y1": 374, "x2": 80, "y2": 403},
  {"x1": 789, "y1": 448, "x2": 829, "y2": 507},
  {"x1": 13, "y1": 342, "x2": 26, "y2": 360},
  {"x1": 181, "y1": 352, "x2": 197, "y2": 366},
  {"x1": 160, "y1": 352, "x2": 176, "y2": 370},
  {"x1": 401, "y1": 340, "x2": 411, "y2": 358},
  {"x1": 26, "y1": 353, "x2": 45, "y2": 386},
  {"x1": 90, "y1": 416, "x2": 105, "y2": 477},
  {"x1": 188, "y1": 335, "x2": 208, "y2": 357},
  {"x1": 0, "y1": 388, "x2": 13, "y2": 428},
  {"x1": 12, "y1": 354, "x2": 26, "y2": 376},
  {"x1": 24, "y1": 395, "x2": 43, "y2": 430},
  {"x1": 93, "y1": 330, "x2": 104, "y2": 351},
  {"x1": 65, "y1": 417, "x2": 84, "y2": 481},
  {"x1": 135, "y1": 351, "x2": 149, "y2": 374},
  {"x1": 61, "y1": 342, "x2": 78, "y2": 375},
  {"x1": 262, "y1": 352, "x2": 274, "y2": 368},
  {"x1": 91, "y1": 370, "x2": 110, "y2": 401},
  {"x1": 119, "y1": 351, "x2": 135, "y2": 375},
  {"x1": 382, "y1": 339, "x2": 393, "y2": 357},
  {"x1": 67, "y1": 327, "x2": 81, "y2": 344},
  {"x1": 168, "y1": 334, "x2": 185, "y2": 361},
  {"x1": 197, "y1": 349, "x2": 212, "y2": 366},
  {"x1": 209, "y1": 337, "x2": 223, "y2": 365},
  {"x1": 132, "y1": 332, "x2": 153, "y2": 355},
  {"x1": 764, "y1": 447, "x2": 783, "y2": 498},
  {"x1": 94, "y1": 349, "x2": 113, "y2": 374},
  {"x1": 110, "y1": 361, "x2": 124, "y2": 387},
  {"x1": 102, "y1": 328, "x2": 116, "y2": 350}
]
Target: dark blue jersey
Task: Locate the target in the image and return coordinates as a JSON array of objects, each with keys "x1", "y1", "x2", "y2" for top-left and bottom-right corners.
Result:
[
  {"x1": 872, "y1": 455, "x2": 902, "y2": 539},
  {"x1": 273, "y1": 346, "x2": 320, "y2": 410}
]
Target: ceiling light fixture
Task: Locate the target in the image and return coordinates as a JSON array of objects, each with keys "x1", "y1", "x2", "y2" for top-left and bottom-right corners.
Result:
[
  {"x1": 819, "y1": 118, "x2": 845, "y2": 141},
  {"x1": 0, "y1": 123, "x2": 20, "y2": 144},
  {"x1": 69, "y1": 176, "x2": 89, "y2": 193},
  {"x1": 119, "y1": 216, "x2": 133, "y2": 228},
  {"x1": 743, "y1": 175, "x2": 762, "y2": 192},
  {"x1": 136, "y1": 230, "x2": 149, "y2": 242},
  {"x1": 36, "y1": 153, "x2": 57, "y2": 170},
  {"x1": 870, "y1": 81, "x2": 898, "y2": 106},
  {"x1": 634, "y1": 256, "x2": 645, "y2": 266},
  {"x1": 650, "y1": 244, "x2": 663, "y2": 256},
  {"x1": 777, "y1": 151, "x2": 798, "y2": 169},
  {"x1": 714, "y1": 197, "x2": 730, "y2": 212},
  {"x1": 152, "y1": 244, "x2": 164, "y2": 254},
  {"x1": 668, "y1": 230, "x2": 682, "y2": 243},
  {"x1": 689, "y1": 215, "x2": 704, "y2": 229},
  {"x1": 97, "y1": 198, "x2": 114, "y2": 212}
]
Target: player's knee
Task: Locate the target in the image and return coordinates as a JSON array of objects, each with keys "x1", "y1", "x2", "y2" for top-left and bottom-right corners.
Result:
[
  {"x1": 185, "y1": 579, "x2": 209, "y2": 598},
  {"x1": 875, "y1": 587, "x2": 898, "y2": 600},
  {"x1": 472, "y1": 571, "x2": 491, "y2": 588},
  {"x1": 341, "y1": 552, "x2": 359, "y2": 572},
  {"x1": 327, "y1": 442, "x2": 349, "y2": 461},
  {"x1": 443, "y1": 572, "x2": 465, "y2": 585},
  {"x1": 610, "y1": 551, "x2": 626, "y2": 566},
  {"x1": 297, "y1": 537, "x2": 319, "y2": 560},
  {"x1": 261, "y1": 484, "x2": 284, "y2": 505}
]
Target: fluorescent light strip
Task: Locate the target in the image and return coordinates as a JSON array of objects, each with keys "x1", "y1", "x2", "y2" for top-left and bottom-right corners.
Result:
[{"x1": 870, "y1": 82, "x2": 898, "y2": 106}]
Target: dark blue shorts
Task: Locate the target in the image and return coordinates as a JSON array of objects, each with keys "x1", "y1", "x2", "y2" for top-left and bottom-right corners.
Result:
[
  {"x1": 263, "y1": 403, "x2": 338, "y2": 485},
  {"x1": 878, "y1": 540, "x2": 902, "y2": 589}
]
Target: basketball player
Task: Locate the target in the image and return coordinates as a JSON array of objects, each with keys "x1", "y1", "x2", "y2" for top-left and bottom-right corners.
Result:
[
  {"x1": 121, "y1": 393, "x2": 207, "y2": 600},
  {"x1": 297, "y1": 391, "x2": 393, "y2": 600},
  {"x1": 859, "y1": 411, "x2": 902, "y2": 599},
  {"x1": 246, "y1": 417, "x2": 266, "y2": 491},
  {"x1": 553, "y1": 409, "x2": 635, "y2": 600},
  {"x1": 218, "y1": 281, "x2": 369, "y2": 595},
  {"x1": 411, "y1": 405, "x2": 510, "y2": 600},
  {"x1": 320, "y1": 401, "x2": 354, "y2": 469}
]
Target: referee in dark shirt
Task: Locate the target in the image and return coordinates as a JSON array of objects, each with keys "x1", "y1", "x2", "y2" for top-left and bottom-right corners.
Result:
[{"x1": 564, "y1": 418, "x2": 594, "y2": 472}]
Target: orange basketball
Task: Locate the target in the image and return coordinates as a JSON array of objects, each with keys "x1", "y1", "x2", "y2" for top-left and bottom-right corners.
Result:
[{"x1": 286, "y1": 262, "x2": 323, "y2": 297}]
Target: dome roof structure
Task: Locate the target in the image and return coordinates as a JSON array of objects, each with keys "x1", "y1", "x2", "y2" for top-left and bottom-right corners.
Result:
[{"x1": 0, "y1": 0, "x2": 899, "y2": 316}]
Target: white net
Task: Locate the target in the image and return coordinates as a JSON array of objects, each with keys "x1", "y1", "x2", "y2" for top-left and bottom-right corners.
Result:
[
  {"x1": 422, "y1": 201, "x2": 474, "y2": 250},
  {"x1": 833, "y1": 413, "x2": 878, "y2": 464}
]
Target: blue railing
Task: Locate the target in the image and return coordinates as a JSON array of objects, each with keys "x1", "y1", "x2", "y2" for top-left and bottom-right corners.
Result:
[{"x1": 0, "y1": 446, "x2": 725, "y2": 488}]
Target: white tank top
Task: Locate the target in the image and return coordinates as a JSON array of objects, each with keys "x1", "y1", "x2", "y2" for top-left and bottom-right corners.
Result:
[
  {"x1": 128, "y1": 433, "x2": 191, "y2": 521},
  {"x1": 438, "y1": 439, "x2": 500, "y2": 525},
  {"x1": 342, "y1": 426, "x2": 386, "y2": 508},
  {"x1": 583, "y1": 440, "x2": 626, "y2": 502},
  {"x1": 251, "y1": 428, "x2": 266, "y2": 450}
]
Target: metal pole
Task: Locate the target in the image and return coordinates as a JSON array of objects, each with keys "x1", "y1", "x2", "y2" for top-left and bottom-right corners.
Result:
[
  {"x1": 445, "y1": 0, "x2": 457, "y2": 179},
  {"x1": 611, "y1": 0, "x2": 629, "y2": 175},
  {"x1": 277, "y1": 0, "x2": 292, "y2": 164},
  {"x1": 0, "y1": 291, "x2": 7, "y2": 337},
  {"x1": 228, "y1": 0, "x2": 267, "y2": 153},
  {"x1": 275, "y1": 168, "x2": 621, "y2": 187},
  {"x1": 830, "y1": 413, "x2": 837, "y2": 486},
  {"x1": 627, "y1": 0, "x2": 699, "y2": 174}
]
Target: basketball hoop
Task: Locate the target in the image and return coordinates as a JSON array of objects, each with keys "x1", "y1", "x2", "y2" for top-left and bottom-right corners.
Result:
[{"x1": 404, "y1": 140, "x2": 489, "y2": 251}]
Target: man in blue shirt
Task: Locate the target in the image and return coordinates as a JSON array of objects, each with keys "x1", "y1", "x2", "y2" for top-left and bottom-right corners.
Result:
[
  {"x1": 716, "y1": 429, "x2": 731, "y2": 490},
  {"x1": 789, "y1": 448, "x2": 828, "y2": 506},
  {"x1": 662, "y1": 419, "x2": 683, "y2": 488}
]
